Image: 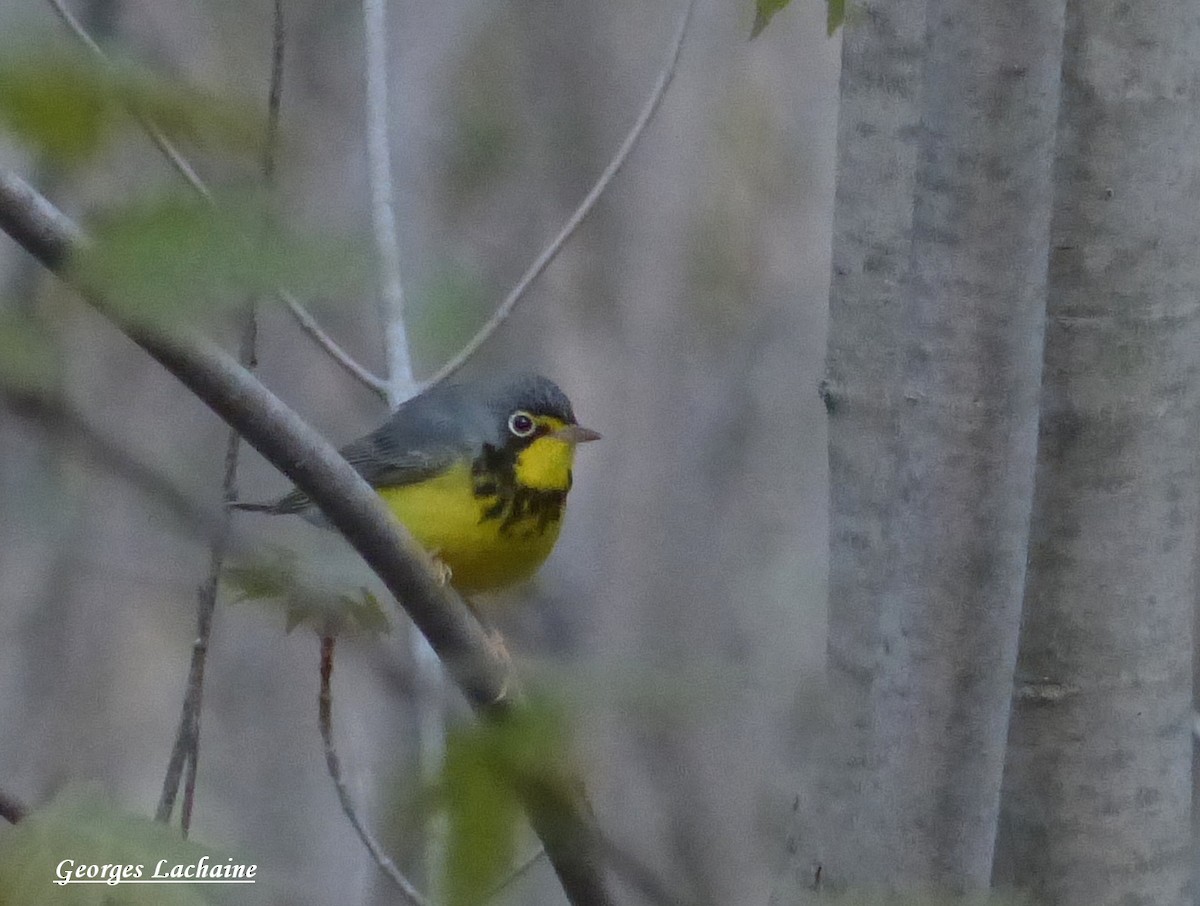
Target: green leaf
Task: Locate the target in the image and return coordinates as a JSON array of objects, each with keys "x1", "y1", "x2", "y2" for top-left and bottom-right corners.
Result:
[
  {"x1": 751, "y1": 0, "x2": 792, "y2": 38},
  {"x1": 224, "y1": 548, "x2": 390, "y2": 637},
  {"x1": 827, "y1": 0, "x2": 846, "y2": 35},
  {"x1": 223, "y1": 547, "x2": 299, "y2": 602},
  {"x1": 281, "y1": 588, "x2": 390, "y2": 636},
  {"x1": 0, "y1": 53, "x2": 117, "y2": 163},
  {"x1": 442, "y1": 738, "x2": 522, "y2": 906},
  {"x1": 430, "y1": 699, "x2": 576, "y2": 906},
  {"x1": 0, "y1": 786, "x2": 244, "y2": 905},
  {"x1": 69, "y1": 191, "x2": 367, "y2": 328},
  {"x1": 0, "y1": 47, "x2": 261, "y2": 164}
]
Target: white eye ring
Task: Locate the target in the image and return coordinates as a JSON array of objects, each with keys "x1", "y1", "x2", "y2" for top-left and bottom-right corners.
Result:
[{"x1": 508, "y1": 410, "x2": 537, "y2": 437}]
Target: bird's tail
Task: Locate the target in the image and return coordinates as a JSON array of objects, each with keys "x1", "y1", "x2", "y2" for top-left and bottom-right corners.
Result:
[
  {"x1": 229, "y1": 501, "x2": 281, "y2": 513},
  {"x1": 229, "y1": 489, "x2": 311, "y2": 515}
]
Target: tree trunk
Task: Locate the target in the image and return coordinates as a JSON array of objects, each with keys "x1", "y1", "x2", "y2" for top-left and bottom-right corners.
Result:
[
  {"x1": 993, "y1": 2, "x2": 1200, "y2": 903},
  {"x1": 812, "y1": 0, "x2": 1065, "y2": 890}
]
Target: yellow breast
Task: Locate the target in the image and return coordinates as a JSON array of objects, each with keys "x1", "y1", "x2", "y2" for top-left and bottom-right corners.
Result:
[{"x1": 378, "y1": 436, "x2": 575, "y2": 595}]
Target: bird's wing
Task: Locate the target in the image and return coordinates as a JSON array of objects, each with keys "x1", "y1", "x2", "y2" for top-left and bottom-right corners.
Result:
[
  {"x1": 339, "y1": 431, "x2": 463, "y2": 488},
  {"x1": 237, "y1": 383, "x2": 483, "y2": 516},
  {"x1": 241, "y1": 441, "x2": 460, "y2": 516}
]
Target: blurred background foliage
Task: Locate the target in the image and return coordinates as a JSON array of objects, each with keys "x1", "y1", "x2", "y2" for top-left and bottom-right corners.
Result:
[
  {"x1": 0, "y1": 0, "x2": 837, "y2": 903},
  {"x1": 0, "y1": 787, "x2": 229, "y2": 906}
]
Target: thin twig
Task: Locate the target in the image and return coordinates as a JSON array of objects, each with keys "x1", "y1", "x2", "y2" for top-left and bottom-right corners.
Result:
[
  {"x1": 422, "y1": 0, "x2": 697, "y2": 389},
  {"x1": 279, "y1": 289, "x2": 389, "y2": 394},
  {"x1": 46, "y1": 0, "x2": 211, "y2": 199},
  {"x1": 477, "y1": 846, "x2": 548, "y2": 904},
  {"x1": 156, "y1": 1, "x2": 280, "y2": 832},
  {"x1": 46, "y1": 0, "x2": 390, "y2": 401},
  {"x1": 363, "y1": 0, "x2": 415, "y2": 403},
  {"x1": 45, "y1": 0, "x2": 103, "y2": 54},
  {"x1": 320, "y1": 636, "x2": 432, "y2": 905},
  {"x1": 167, "y1": 311, "x2": 259, "y2": 835},
  {"x1": 263, "y1": 1, "x2": 285, "y2": 188}
]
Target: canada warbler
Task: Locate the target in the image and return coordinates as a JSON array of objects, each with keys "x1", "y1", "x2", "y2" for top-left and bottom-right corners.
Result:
[{"x1": 235, "y1": 373, "x2": 600, "y2": 594}]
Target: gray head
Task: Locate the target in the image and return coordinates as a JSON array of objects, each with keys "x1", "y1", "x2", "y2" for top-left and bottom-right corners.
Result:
[
  {"x1": 483, "y1": 373, "x2": 575, "y2": 421},
  {"x1": 464, "y1": 373, "x2": 598, "y2": 450}
]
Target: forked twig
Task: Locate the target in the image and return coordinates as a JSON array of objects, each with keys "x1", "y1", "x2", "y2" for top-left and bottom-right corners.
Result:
[
  {"x1": 319, "y1": 636, "x2": 432, "y2": 906},
  {"x1": 45, "y1": 0, "x2": 391, "y2": 402},
  {"x1": 48, "y1": 0, "x2": 695, "y2": 395},
  {"x1": 278, "y1": 288, "x2": 389, "y2": 393},
  {"x1": 421, "y1": 0, "x2": 697, "y2": 389}
]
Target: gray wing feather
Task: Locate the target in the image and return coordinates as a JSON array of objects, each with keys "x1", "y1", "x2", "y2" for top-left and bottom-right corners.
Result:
[{"x1": 240, "y1": 383, "x2": 486, "y2": 516}]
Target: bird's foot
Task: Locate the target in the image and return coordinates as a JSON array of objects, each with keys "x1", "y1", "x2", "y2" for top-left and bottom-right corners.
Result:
[
  {"x1": 484, "y1": 628, "x2": 514, "y2": 705},
  {"x1": 484, "y1": 626, "x2": 513, "y2": 671},
  {"x1": 428, "y1": 551, "x2": 453, "y2": 587}
]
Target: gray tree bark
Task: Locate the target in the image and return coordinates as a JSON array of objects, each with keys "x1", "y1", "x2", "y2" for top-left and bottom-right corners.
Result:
[
  {"x1": 811, "y1": 0, "x2": 1066, "y2": 891},
  {"x1": 993, "y1": 1, "x2": 1200, "y2": 903}
]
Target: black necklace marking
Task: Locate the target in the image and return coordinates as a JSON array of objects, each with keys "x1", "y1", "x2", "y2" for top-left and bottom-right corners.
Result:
[{"x1": 471, "y1": 442, "x2": 567, "y2": 536}]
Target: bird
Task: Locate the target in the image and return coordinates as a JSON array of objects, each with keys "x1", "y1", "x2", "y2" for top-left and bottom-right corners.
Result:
[{"x1": 233, "y1": 373, "x2": 600, "y2": 595}]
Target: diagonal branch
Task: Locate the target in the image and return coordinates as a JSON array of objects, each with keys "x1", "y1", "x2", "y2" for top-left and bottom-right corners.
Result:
[
  {"x1": 47, "y1": 0, "x2": 211, "y2": 200},
  {"x1": 421, "y1": 0, "x2": 697, "y2": 389},
  {"x1": 0, "y1": 168, "x2": 613, "y2": 906}
]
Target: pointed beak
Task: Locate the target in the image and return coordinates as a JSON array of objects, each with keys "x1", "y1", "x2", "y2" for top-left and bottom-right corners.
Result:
[{"x1": 552, "y1": 424, "x2": 602, "y2": 444}]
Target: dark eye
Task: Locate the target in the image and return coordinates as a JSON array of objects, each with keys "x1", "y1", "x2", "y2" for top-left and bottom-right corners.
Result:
[{"x1": 508, "y1": 410, "x2": 536, "y2": 437}]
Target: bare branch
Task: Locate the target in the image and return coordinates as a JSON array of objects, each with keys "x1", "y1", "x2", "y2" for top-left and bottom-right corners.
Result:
[
  {"x1": 422, "y1": 0, "x2": 697, "y2": 389},
  {"x1": 263, "y1": 0, "x2": 285, "y2": 188},
  {"x1": 0, "y1": 168, "x2": 615, "y2": 906},
  {"x1": 46, "y1": 0, "x2": 390, "y2": 400},
  {"x1": 362, "y1": 0, "x2": 415, "y2": 403},
  {"x1": 157, "y1": 4, "x2": 281, "y2": 832},
  {"x1": 45, "y1": 0, "x2": 103, "y2": 55},
  {"x1": 46, "y1": 0, "x2": 212, "y2": 199},
  {"x1": 319, "y1": 636, "x2": 432, "y2": 905},
  {"x1": 278, "y1": 290, "x2": 389, "y2": 396}
]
